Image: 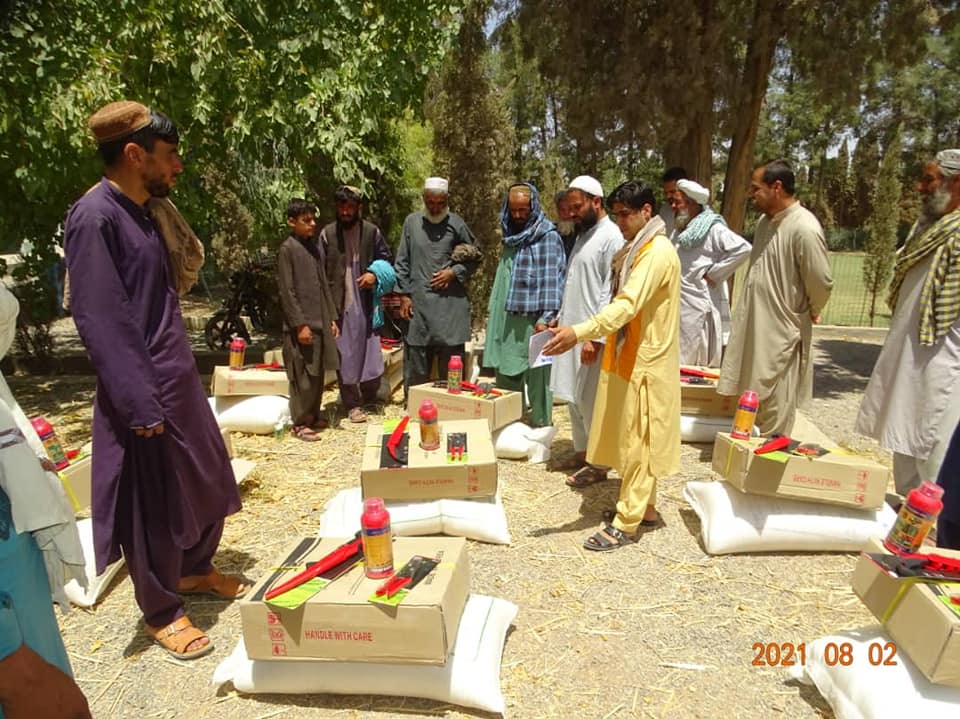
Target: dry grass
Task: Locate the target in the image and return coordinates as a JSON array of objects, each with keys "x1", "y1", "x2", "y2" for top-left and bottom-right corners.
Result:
[{"x1": 7, "y1": 336, "x2": 892, "y2": 719}]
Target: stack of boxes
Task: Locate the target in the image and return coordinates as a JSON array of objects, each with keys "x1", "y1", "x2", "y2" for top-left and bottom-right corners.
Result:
[{"x1": 239, "y1": 382, "x2": 521, "y2": 669}]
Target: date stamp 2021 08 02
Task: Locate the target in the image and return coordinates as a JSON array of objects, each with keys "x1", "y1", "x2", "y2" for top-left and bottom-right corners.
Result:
[{"x1": 751, "y1": 641, "x2": 898, "y2": 667}]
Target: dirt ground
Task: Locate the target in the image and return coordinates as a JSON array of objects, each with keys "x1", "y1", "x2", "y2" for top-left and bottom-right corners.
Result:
[{"x1": 8, "y1": 332, "x2": 892, "y2": 719}]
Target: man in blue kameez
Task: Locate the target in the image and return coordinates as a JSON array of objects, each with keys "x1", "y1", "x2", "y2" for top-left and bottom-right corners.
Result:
[{"x1": 64, "y1": 101, "x2": 246, "y2": 661}]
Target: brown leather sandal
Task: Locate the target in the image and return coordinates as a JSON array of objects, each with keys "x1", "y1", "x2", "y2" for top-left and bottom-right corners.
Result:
[
  {"x1": 145, "y1": 616, "x2": 214, "y2": 660},
  {"x1": 178, "y1": 569, "x2": 250, "y2": 600}
]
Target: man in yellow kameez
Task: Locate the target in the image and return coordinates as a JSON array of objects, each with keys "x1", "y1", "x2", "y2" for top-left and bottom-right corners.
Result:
[{"x1": 544, "y1": 181, "x2": 681, "y2": 551}]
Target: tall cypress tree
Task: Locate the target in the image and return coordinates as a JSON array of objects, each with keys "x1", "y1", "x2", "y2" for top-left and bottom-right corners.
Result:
[
  {"x1": 427, "y1": 0, "x2": 516, "y2": 321},
  {"x1": 862, "y1": 126, "x2": 902, "y2": 327}
]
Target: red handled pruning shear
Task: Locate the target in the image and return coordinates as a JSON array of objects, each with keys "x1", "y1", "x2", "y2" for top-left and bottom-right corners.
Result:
[
  {"x1": 447, "y1": 432, "x2": 466, "y2": 461},
  {"x1": 680, "y1": 367, "x2": 720, "y2": 380},
  {"x1": 231, "y1": 361, "x2": 284, "y2": 371},
  {"x1": 387, "y1": 416, "x2": 410, "y2": 464}
]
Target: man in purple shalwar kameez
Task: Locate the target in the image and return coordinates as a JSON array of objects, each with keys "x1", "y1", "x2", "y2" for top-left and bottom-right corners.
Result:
[
  {"x1": 63, "y1": 101, "x2": 245, "y2": 661},
  {"x1": 319, "y1": 186, "x2": 394, "y2": 423}
]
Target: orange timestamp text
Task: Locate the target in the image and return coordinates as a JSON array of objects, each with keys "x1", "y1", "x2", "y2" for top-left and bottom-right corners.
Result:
[{"x1": 751, "y1": 641, "x2": 898, "y2": 667}]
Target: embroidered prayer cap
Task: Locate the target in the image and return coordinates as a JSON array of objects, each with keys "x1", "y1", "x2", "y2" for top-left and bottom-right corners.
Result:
[
  {"x1": 677, "y1": 179, "x2": 710, "y2": 205},
  {"x1": 88, "y1": 101, "x2": 152, "y2": 144},
  {"x1": 935, "y1": 149, "x2": 960, "y2": 176},
  {"x1": 568, "y1": 175, "x2": 603, "y2": 198},
  {"x1": 336, "y1": 185, "x2": 363, "y2": 201},
  {"x1": 423, "y1": 177, "x2": 449, "y2": 194}
]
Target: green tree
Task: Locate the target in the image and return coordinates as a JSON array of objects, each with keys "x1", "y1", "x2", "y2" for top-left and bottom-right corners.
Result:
[
  {"x1": 863, "y1": 126, "x2": 902, "y2": 327},
  {"x1": 428, "y1": 0, "x2": 515, "y2": 321},
  {"x1": 0, "y1": 0, "x2": 464, "y2": 353}
]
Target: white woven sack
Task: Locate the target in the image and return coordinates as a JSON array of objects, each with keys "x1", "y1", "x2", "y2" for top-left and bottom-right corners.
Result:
[
  {"x1": 320, "y1": 487, "x2": 510, "y2": 545},
  {"x1": 788, "y1": 626, "x2": 960, "y2": 719},
  {"x1": 212, "y1": 594, "x2": 518, "y2": 715},
  {"x1": 679, "y1": 414, "x2": 757, "y2": 443},
  {"x1": 64, "y1": 518, "x2": 125, "y2": 608},
  {"x1": 682, "y1": 480, "x2": 897, "y2": 555},
  {"x1": 208, "y1": 395, "x2": 290, "y2": 435},
  {"x1": 493, "y1": 421, "x2": 557, "y2": 463}
]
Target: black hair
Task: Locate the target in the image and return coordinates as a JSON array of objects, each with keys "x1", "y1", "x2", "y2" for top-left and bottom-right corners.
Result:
[
  {"x1": 287, "y1": 198, "x2": 317, "y2": 219},
  {"x1": 760, "y1": 159, "x2": 796, "y2": 195},
  {"x1": 334, "y1": 186, "x2": 362, "y2": 204},
  {"x1": 98, "y1": 109, "x2": 180, "y2": 166},
  {"x1": 554, "y1": 190, "x2": 569, "y2": 204},
  {"x1": 608, "y1": 181, "x2": 658, "y2": 213},
  {"x1": 661, "y1": 166, "x2": 688, "y2": 183}
]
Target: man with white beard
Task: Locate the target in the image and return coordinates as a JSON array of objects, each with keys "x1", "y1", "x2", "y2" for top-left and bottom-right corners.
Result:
[
  {"x1": 668, "y1": 179, "x2": 750, "y2": 366},
  {"x1": 856, "y1": 149, "x2": 960, "y2": 495},
  {"x1": 549, "y1": 176, "x2": 624, "y2": 487}
]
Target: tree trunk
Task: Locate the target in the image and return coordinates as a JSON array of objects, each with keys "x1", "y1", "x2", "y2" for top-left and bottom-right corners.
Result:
[
  {"x1": 720, "y1": 0, "x2": 785, "y2": 233},
  {"x1": 664, "y1": 111, "x2": 713, "y2": 184},
  {"x1": 663, "y1": 0, "x2": 719, "y2": 185}
]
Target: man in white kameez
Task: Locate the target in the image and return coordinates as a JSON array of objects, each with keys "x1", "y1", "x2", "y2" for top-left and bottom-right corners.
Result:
[
  {"x1": 718, "y1": 160, "x2": 833, "y2": 436},
  {"x1": 549, "y1": 176, "x2": 624, "y2": 487},
  {"x1": 856, "y1": 149, "x2": 960, "y2": 495},
  {"x1": 668, "y1": 179, "x2": 750, "y2": 366},
  {"x1": 659, "y1": 166, "x2": 687, "y2": 237}
]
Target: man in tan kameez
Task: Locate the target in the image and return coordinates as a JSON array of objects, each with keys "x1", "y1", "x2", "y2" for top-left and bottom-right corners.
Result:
[
  {"x1": 718, "y1": 160, "x2": 833, "y2": 436},
  {"x1": 544, "y1": 181, "x2": 681, "y2": 551}
]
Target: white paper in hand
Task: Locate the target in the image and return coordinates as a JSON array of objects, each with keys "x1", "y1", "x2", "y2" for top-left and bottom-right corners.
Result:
[{"x1": 528, "y1": 330, "x2": 553, "y2": 368}]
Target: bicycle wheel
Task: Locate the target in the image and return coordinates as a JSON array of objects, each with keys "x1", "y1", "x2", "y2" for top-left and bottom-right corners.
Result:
[{"x1": 204, "y1": 310, "x2": 250, "y2": 350}]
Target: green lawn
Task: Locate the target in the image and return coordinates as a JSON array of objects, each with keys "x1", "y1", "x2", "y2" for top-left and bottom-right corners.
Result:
[
  {"x1": 820, "y1": 252, "x2": 891, "y2": 328},
  {"x1": 732, "y1": 252, "x2": 891, "y2": 328}
]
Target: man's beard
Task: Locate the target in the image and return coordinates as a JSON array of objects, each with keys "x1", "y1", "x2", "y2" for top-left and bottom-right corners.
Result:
[
  {"x1": 145, "y1": 176, "x2": 172, "y2": 198},
  {"x1": 339, "y1": 215, "x2": 359, "y2": 228},
  {"x1": 674, "y1": 210, "x2": 691, "y2": 230},
  {"x1": 556, "y1": 220, "x2": 575, "y2": 236},
  {"x1": 425, "y1": 208, "x2": 449, "y2": 224},
  {"x1": 922, "y1": 185, "x2": 953, "y2": 221},
  {"x1": 574, "y1": 205, "x2": 598, "y2": 233}
]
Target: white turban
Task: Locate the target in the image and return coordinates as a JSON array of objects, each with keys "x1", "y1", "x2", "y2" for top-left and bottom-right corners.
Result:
[
  {"x1": 568, "y1": 175, "x2": 603, "y2": 198},
  {"x1": 936, "y1": 149, "x2": 960, "y2": 177},
  {"x1": 677, "y1": 179, "x2": 710, "y2": 206},
  {"x1": 423, "y1": 177, "x2": 449, "y2": 194}
]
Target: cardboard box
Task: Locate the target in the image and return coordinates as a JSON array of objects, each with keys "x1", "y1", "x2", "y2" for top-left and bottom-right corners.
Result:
[
  {"x1": 240, "y1": 536, "x2": 471, "y2": 663},
  {"x1": 712, "y1": 432, "x2": 889, "y2": 510},
  {"x1": 361, "y1": 419, "x2": 497, "y2": 501},
  {"x1": 852, "y1": 546, "x2": 960, "y2": 687},
  {"x1": 407, "y1": 382, "x2": 522, "y2": 432},
  {"x1": 59, "y1": 454, "x2": 91, "y2": 514},
  {"x1": 380, "y1": 346, "x2": 404, "y2": 399},
  {"x1": 680, "y1": 367, "x2": 736, "y2": 416},
  {"x1": 210, "y1": 365, "x2": 288, "y2": 397}
]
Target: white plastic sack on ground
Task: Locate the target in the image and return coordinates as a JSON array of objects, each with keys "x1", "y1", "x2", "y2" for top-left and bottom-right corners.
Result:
[
  {"x1": 208, "y1": 396, "x2": 290, "y2": 435},
  {"x1": 64, "y1": 518, "x2": 125, "y2": 608},
  {"x1": 679, "y1": 414, "x2": 758, "y2": 443},
  {"x1": 682, "y1": 480, "x2": 897, "y2": 555},
  {"x1": 212, "y1": 594, "x2": 518, "y2": 715},
  {"x1": 493, "y1": 421, "x2": 558, "y2": 463},
  {"x1": 320, "y1": 487, "x2": 510, "y2": 545},
  {"x1": 788, "y1": 626, "x2": 960, "y2": 719}
]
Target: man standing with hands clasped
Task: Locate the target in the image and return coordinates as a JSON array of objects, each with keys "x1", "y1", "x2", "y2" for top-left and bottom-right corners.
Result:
[{"x1": 395, "y1": 177, "x2": 481, "y2": 396}]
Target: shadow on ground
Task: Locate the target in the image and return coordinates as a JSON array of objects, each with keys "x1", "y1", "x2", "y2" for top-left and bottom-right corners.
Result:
[{"x1": 813, "y1": 339, "x2": 882, "y2": 400}]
